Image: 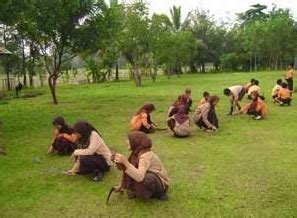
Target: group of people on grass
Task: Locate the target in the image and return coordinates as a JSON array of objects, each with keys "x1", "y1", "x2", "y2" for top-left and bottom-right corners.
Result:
[{"x1": 47, "y1": 64, "x2": 294, "y2": 202}]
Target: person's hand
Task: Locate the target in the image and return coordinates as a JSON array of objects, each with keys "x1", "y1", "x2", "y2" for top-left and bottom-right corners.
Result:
[
  {"x1": 151, "y1": 123, "x2": 157, "y2": 129},
  {"x1": 114, "y1": 185, "x2": 125, "y2": 193},
  {"x1": 212, "y1": 126, "x2": 218, "y2": 131},
  {"x1": 57, "y1": 133, "x2": 64, "y2": 138},
  {"x1": 114, "y1": 153, "x2": 127, "y2": 165}
]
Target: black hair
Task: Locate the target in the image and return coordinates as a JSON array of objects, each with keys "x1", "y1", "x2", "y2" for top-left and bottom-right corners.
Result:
[
  {"x1": 282, "y1": 82, "x2": 288, "y2": 88},
  {"x1": 53, "y1": 117, "x2": 72, "y2": 134},
  {"x1": 254, "y1": 80, "x2": 259, "y2": 86},
  {"x1": 73, "y1": 121, "x2": 100, "y2": 146},
  {"x1": 223, "y1": 88, "x2": 231, "y2": 96},
  {"x1": 203, "y1": 91, "x2": 210, "y2": 97},
  {"x1": 276, "y1": 79, "x2": 282, "y2": 85},
  {"x1": 250, "y1": 78, "x2": 256, "y2": 83}
]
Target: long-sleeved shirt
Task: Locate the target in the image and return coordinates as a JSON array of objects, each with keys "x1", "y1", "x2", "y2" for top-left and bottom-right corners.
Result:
[
  {"x1": 125, "y1": 151, "x2": 169, "y2": 188},
  {"x1": 271, "y1": 84, "x2": 281, "y2": 96},
  {"x1": 229, "y1": 85, "x2": 244, "y2": 101},
  {"x1": 130, "y1": 112, "x2": 150, "y2": 131},
  {"x1": 244, "y1": 82, "x2": 253, "y2": 93},
  {"x1": 197, "y1": 97, "x2": 207, "y2": 107},
  {"x1": 194, "y1": 103, "x2": 216, "y2": 129},
  {"x1": 74, "y1": 131, "x2": 112, "y2": 165}
]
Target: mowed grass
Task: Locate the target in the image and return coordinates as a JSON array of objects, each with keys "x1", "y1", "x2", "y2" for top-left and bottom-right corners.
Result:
[{"x1": 0, "y1": 71, "x2": 297, "y2": 217}]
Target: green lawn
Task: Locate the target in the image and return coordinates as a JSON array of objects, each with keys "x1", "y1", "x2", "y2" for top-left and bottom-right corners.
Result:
[{"x1": 1, "y1": 71, "x2": 297, "y2": 217}]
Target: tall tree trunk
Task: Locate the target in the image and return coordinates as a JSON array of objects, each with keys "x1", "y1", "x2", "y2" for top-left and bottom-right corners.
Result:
[
  {"x1": 254, "y1": 54, "x2": 257, "y2": 71},
  {"x1": 201, "y1": 61, "x2": 205, "y2": 73},
  {"x1": 115, "y1": 62, "x2": 119, "y2": 81},
  {"x1": 132, "y1": 66, "x2": 141, "y2": 87},
  {"x1": 29, "y1": 74, "x2": 34, "y2": 87},
  {"x1": 275, "y1": 52, "x2": 278, "y2": 70},
  {"x1": 190, "y1": 64, "x2": 197, "y2": 73},
  {"x1": 48, "y1": 76, "x2": 58, "y2": 105},
  {"x1": 268, "y1": 51, "x2": 272, "y2": 70},
  {"x1": 5, "y1": 68, "x2": 11, "y2": 91},
  {"x1": 21, "y1": 39, "x2": 27, "y2": 87},
  {"x1": 150, "y1": 65, "x2": 157, "y2": 82}
]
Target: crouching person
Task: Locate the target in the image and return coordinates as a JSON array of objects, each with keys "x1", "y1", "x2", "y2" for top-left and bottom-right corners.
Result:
[
  {"x1": 240, "y1": 92, "x2": 267, "y2": 120},
  {"x1": 48, "y1": 117, "x2": 77, "y2": 155},
  {"x1": 131, "y1": 103, "x2": 157, "y2": 133},
  {"x1": 65, "y1": 121, "x2": 112, "y2": 182},
  {"x1": 276, "y1": 83, "x2": 292, "y2": 106},
  {"x1": 113, "y1": 131, "x2": 169, "y2": 200},
  {"x1": 194, "y1": 95, "x2": 219, "y2": 132},
  {"x1": 167, "y1": 105, "x2": 191, "y2": 137}
]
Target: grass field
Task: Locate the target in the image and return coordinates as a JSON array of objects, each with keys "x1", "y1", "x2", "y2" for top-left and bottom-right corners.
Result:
[{"x1": 1, "y1": 71, "x2": 297, "y2": 217}]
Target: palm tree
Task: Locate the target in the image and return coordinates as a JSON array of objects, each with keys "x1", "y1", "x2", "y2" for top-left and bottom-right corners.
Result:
[{"x1": 169, "y1": 5, "x2": 190, "y2": 31}]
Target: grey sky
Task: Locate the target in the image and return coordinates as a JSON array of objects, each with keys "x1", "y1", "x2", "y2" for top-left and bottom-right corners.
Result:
[{"x1": 121, "y1": 0, "x2": 297, "y2": 23}]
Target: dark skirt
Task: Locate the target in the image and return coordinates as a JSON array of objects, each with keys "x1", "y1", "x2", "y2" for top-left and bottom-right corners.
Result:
[
  {"x1": 132, "y1": 172, "x2": 167, "y2": 199},
  {"x1": 139, "y1": 114, "x2": 155, "y2": 133},
  {"x1": 52, "y1": 138, "x2": 76, "y2": 155},
  {"x1": 79, "y1": 154, "x2": 110, "y2": 174},
  {"x1": 196, "y1": 108, "x2": 219, "y2": 130},
  {"x1": 286, "y1": 78, "x2": 293, "y2": 91},
  {"x1": 139, "y1": 125, "x2": 155, "y2": 134}
]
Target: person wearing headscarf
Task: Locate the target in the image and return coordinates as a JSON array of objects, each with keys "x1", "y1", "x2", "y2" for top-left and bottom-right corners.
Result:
[
  {"x1": 167, "y1": 105, "x2": 191, "y2": 137},
  {"x1": 130, "y1": 103, "x2": 157, "y2": 133},
  {"x1": 48, "y1": 117, "x2": 77, "y2": 155},
  {"x1": 240, "y1": 91, "x2": 267, "y2": 120},
  {"x1": 113, "y1": 131, "x2": 169, "y2": 200},
  {"x1": 180, "y1": 88, "x2": 193, "y2": 111},
  {"x1": 194, "y1": 95, "x2": 220, "y2": 132},
  {"x1": 167, "y1": 95, "x2": 182, "y2": 117},
  {"x1": 65, "y1": 121, "x2": 112, "y2": 182}
]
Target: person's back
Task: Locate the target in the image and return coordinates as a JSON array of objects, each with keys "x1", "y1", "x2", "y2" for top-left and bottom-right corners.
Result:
[
  {"x1": 278, "y1": 87, "x2": 291, "y2": 99},
  {"x1": 138, "y1": 151, "x2": 169, "y2": 187},
  {"x1": 229, "y1": 85, "x2": 244, "y2": 99},
  {"x1": 172, "y1": 116, "x2": 190, "y2": 137},
  {"x1": 131, "y1": 112, "x2": 147, "y2": 131}
]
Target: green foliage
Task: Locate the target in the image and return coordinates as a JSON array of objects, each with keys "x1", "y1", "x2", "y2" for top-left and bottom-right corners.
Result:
[{"x1": 220, "y1": 52, "x2": 241, "y2": 71}]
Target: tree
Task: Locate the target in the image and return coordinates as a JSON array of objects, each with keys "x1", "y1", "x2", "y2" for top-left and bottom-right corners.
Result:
[
  {"x1": 169, "y1": 5, "x2": 190, "y2": 32},
  {"x1": 120, "y1": 1, "x2": 150, "y2": 87}
]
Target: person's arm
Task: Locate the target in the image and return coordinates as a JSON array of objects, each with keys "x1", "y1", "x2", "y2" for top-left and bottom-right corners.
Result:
[
  {"x1": 140, "y1": 113, "x2": 151, "y2": 129},
  {"x1": 240, "y1": 102, "x2": 251, "y2": 114},
  {"x1": 59, "y1": 133, "x2": 77, "y2": 143},
  {"x1": 201, "y1": 106, "x2": 216, "y2": 129},
  {"x1": 73, "y1": 133, "x2": 100, "y2": 156},
  {"x1": 124, "y1": 153, "x2": 152, "y2": 182}
]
